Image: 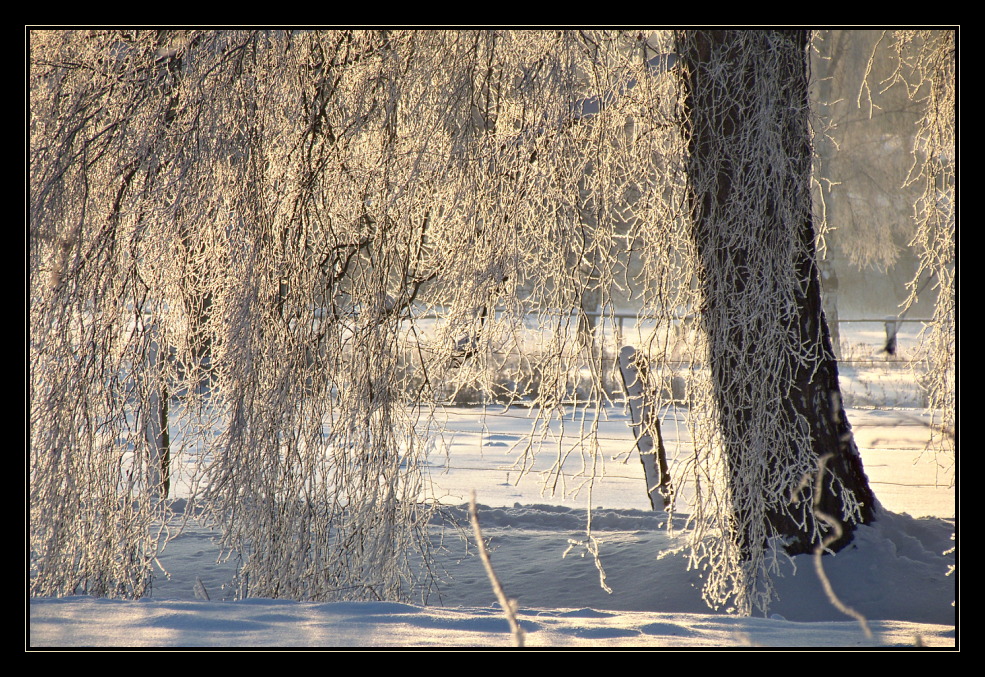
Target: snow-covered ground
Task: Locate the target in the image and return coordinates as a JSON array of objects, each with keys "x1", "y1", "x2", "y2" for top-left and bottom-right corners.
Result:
[{"x1": 29, "y1": 399, "x2": 956, "y2": 649}]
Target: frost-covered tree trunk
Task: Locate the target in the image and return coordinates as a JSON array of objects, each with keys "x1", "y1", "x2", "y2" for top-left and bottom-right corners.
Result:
[{"x1": 676, "y1": 30, "x2": 876, "y2": 609}]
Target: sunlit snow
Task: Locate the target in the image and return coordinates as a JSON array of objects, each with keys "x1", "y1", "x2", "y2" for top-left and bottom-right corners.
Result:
[{"x1": 30, "y1": 398, "x2": 956, "y2": 648}]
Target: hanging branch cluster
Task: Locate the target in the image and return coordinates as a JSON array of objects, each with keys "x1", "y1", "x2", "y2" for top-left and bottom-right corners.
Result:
[
  {"x1": 29, "y1": 29, "x2": 688, "y2": 602},
  {"x1": 889, "y1": 30, "x2": 955, "y2": 461}
]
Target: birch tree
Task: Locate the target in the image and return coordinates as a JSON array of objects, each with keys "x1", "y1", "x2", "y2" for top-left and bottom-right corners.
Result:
[
  {"x1": 29, "y1": 29, "x2": 950, "y2": 615},
  {"x1": 674, "y1": 29, "x2": 876, "y2": 614}
]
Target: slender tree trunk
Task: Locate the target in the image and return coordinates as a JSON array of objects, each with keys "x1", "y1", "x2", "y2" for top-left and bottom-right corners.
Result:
[
  {"x1": 677, "y1": 30, "x2": 876, "y2": 557},
  {"x1": 619, "y1": 346, "x2": 672, "y2": 510}
]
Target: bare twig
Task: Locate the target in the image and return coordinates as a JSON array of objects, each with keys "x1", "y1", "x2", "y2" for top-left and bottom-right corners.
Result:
[
  {"x1": 469, "y1": 492, "x2": 525, "y2": 647},
  {"x1": 810, "y1": 454, "x2": 874, "y2": 640}
]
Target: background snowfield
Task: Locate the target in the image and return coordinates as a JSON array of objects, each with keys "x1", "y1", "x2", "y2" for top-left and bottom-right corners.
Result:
[{"x1": 29, "y1": 397, "x2": 957, "y2": 649}]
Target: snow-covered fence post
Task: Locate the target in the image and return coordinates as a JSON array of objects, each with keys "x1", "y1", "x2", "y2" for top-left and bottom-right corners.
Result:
[
  {"x1": 618, "y1": 346, "x2": 671, "y2": 510},
  {"x1": 883, "y1": 318, "x2": 899, "y2": 357}
]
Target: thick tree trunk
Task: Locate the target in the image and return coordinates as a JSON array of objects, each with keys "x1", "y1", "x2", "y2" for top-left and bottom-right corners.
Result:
[{"x1": 677, "y1": 30, "x2": 876, "y2": 557}]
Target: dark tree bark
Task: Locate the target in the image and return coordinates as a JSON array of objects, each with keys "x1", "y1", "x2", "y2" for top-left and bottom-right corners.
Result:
[{"x1": 676, "y1": 30, "x2": 876, "y2": 557}]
